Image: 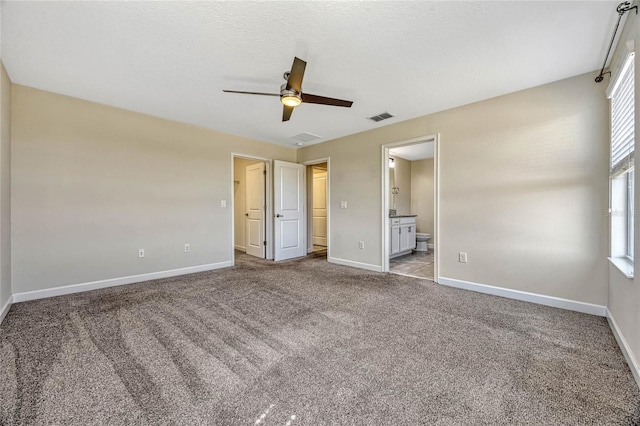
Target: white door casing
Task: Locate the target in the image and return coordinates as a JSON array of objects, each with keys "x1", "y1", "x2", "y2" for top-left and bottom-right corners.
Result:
[
  {"x1": 312, "y1": 170, "x2": 328, "y2": 246},
  {"x1": 274, "y1": 160, "x2": 306, "y2": 261},
  {"x1": 245, "y1": 162, "x2": 265, "y2": 258}
]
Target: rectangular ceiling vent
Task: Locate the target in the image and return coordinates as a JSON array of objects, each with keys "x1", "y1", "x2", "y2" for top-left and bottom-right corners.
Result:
[
  {"x1": 368, "y1": 112, "x2": 394, "y2": 122},
  {"x1": 291, "y1": 132, "x2": 321, "y2": 142}
]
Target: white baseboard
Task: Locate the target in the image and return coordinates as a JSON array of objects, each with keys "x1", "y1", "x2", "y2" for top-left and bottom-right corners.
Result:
[
  {"x1": 0, "y1": 295, "x2": 12, "y2": 325},
  {"x1": 234, "y1": 245, "x2": 246, "y2": 252},
  {"x1": 438, "y1": 277, "x2": 606, "y2": 317},
  {"x1": 607, "y1": 309, "x2": 640, "y2": 390},
  {"x1": 12, "y1": 261, "x2": 233, "y2": 303},
  {"x1": 328, "y1": 257, "x2": 382, "y2": 272}
]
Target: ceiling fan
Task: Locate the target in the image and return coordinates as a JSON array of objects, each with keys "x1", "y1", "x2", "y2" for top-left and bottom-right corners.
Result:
[{"x1": 223, "y1": 57, "x2": 353, "y2": 122}]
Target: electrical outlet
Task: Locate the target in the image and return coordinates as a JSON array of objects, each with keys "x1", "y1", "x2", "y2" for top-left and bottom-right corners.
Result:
[
  {"x1": 184, "y1": 243, "x2": 190, "y2": 253},
  {"x1": 221, "y1": 200, "x2": 227, "y2": 208},
  {"x1": 341, "y1": 201, "x2": 348, "y2": 209},
  {"x1": 359, "y1": 241, "x2": 364, "y2": 249},
  {"x1": 459, "y1": 252, "x2": 467, "y2": 263},
  {"x1": 138, "y1": 249, "x2": 145, "y2": 258}
]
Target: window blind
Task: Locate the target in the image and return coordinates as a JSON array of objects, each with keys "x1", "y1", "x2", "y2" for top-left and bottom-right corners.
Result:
[{"x1": 610, "y1": 53, "x2": 635, "y2": 177}]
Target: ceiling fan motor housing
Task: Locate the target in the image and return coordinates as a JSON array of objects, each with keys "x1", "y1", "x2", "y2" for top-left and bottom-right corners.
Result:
[{"x1": 280, "y1": 83, "x2": 302, "y2": 106}]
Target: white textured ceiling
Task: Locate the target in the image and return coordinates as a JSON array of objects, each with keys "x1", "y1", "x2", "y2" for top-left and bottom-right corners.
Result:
[
  {"x1": 1, "y1": 1, "x2": 619, "y2": 148},
  {"x1": 391, "y1": 142, "x2": 434, "y2": 161}
]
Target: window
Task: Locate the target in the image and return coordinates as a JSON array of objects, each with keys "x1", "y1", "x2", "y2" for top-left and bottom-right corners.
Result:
[{"x1": 609, "y1": 52, "x2": 635, "y2": 275}]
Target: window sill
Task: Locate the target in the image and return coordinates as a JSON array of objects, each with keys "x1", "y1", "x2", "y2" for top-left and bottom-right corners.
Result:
[{"x1": 608, "y1": 257, "x2": 634, "y2": 279}]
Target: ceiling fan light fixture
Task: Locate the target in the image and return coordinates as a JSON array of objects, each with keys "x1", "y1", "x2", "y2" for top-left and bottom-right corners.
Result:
[{"x1": 281, "y1": 95, "x2": 302, "y2": 107}]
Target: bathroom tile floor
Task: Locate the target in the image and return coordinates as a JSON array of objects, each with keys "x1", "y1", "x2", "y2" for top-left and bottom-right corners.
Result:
[{"x1": 389, "y1": 249, "x2": 434, "y2": 280}]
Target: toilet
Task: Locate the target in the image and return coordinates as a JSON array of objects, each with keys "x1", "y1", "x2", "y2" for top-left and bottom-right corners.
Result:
[{"x1": 415, "y1": 233, "x2": 431, "y2": 252}]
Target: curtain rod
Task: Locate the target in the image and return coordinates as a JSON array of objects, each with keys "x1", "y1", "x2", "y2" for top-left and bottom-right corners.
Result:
[{"x1": 595, "y1": 1, "x2": 637, "y2": 83}]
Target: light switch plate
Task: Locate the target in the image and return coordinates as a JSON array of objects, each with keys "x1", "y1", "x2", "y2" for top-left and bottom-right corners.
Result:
[
  {"x1": 221, "y1": 200, "x2": 227, "y2": 207},
  {"x1": 340, "y1": 201, "x2": 348, "y2": 209}
]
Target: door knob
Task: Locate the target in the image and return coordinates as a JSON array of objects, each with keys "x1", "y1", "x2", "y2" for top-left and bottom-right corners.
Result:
[
  {"x1": 245, "y1": 213, "x2": 249, "y2": 217},
  {"x1": 275, "y1": 214, "x2": 284, "y2": 218}
]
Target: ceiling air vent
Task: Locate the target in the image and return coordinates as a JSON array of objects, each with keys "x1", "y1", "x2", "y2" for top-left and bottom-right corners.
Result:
[
  {"x1": 368, "y1": 112, "x2": 394, "y2": 122},
  {"x1": 291, "y1": 132, "x2": 321, "y2": 143}
]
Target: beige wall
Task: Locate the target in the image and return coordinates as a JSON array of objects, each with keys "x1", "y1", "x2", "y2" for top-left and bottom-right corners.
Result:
[
  {"x1": 389, "y1": 155, "x2": 411, "y2": 215},
  {"x1": 233, "y1": 157, "x2": 262, "y2": 252},
  {"x1": 411, "y1": 158, "x2": 434, "y2": 240},
  {"x1": 11, "y1": 85, "x2": 296, "y2": 293},
  {"x1": 0, "y1": 63, "x2": 10, "y2": 308},
  {"x1": 298, "y1": 71, "x2": 609, "y2": 305},
  {"x1": 607, "y1": 9, "x2": 640, "y2": 384}
]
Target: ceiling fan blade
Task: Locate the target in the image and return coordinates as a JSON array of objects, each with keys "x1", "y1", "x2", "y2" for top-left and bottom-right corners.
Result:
[
  {"x1": 223, "y1": 90, "x2": 280, "y2": 97},
  {"x1": 286, "y1": 57, "x2": 306, "y2": 92},
  {"x1": 301, "y1": 93, "x2": 353, "y2": 108},
  {"x1": 282, "y1": 105, "x2": 294, "y2": 122}
]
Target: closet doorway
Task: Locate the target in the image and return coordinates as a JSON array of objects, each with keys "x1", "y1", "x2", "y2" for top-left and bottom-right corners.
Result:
[
  {"x1": 232, "y1": 154, "x2": 272, "y2": 262},
  {"x1": 304, "y1": 158, "x2": 330, "y2": 259}
]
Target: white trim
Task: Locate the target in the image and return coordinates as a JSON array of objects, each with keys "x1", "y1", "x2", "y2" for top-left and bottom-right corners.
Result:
[
  {"x1": 234, "y1": 244, "x2": 246, "y2": 252},
  {"x1": 303, "y1": 157, "x2": 331, "y2": 261},
  {"x1": 434, "y1": 136, "x2": 440, "y2": 282},
  {"x1": 328, "y1": 256, "x2": 382, "y2": 272},
  {"x1": 607, "y1": 309, "x2": 640, "y2": 389},
  {"x1": 0, "y1": 295, "x2": 12, "y2": 325},
  {"x1": 608, "y1": 257, "x2": 634, "y2": 278},
  {"x1": 438, "y1": 277, "x2": 606, "y2": 317},
  {"x1": 12, "y1": 261, "x2": 232, "y2": 303}
]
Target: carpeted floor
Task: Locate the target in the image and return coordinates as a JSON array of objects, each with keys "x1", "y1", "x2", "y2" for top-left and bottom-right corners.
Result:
[{"x1": 1, "y1": 253, "x2": 639, "y2": 425}]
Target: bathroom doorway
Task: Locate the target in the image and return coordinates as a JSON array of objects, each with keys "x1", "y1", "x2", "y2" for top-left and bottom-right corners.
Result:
[{"x1": 381, "y1": 135, "x2": 439, "y2": 281}]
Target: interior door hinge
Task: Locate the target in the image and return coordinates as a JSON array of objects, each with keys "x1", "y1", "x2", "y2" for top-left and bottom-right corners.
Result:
[
  {"x1": 264, "y1": 241, "x2": 267, "y2": 246},
  {"x1": 263, "y1": 170, "x2": 267, "y2": 175}
]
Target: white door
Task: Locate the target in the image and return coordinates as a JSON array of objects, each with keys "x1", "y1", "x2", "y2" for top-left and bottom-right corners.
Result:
[
  {"x1": 274, "y1": 160, "x2": 306, "y2": 261},
  {"x1": 312, "y1": 170, "x2": 327, "y2": 246},
  {"x1": 245, "y1": 162, "x2": 265, "y2": 258},
  {"x1": 400, "y1": 224, "x2": 416, "y2": 252},
  {"x1": 400, "y1": 225, "x2": 410, "y2": 252},
  {"x1": 391, "y1": 225, "x2": 401, "y2": 255}
]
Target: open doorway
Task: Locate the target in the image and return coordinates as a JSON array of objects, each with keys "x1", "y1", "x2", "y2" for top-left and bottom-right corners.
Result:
[
  {"x1": 232, "y1": 154, "x2": 272, "y2": 263},
  {"x1": 382, "y1": 136, "x2": 439, "y2": 281},
  {"x1": 304, "y1": 158, "x2": 330, "y2": 260}
]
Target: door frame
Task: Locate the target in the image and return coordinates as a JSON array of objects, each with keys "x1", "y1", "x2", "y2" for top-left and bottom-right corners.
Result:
[
  {"x1": 381, "y1": 135, "x2": 440, "y2": 281},
  {"x1": 303, "y1": 157, "x2": 331, "y2": 260},
  {"x1": 231, "y1": 153, "x2": 273, "y2": 264}
]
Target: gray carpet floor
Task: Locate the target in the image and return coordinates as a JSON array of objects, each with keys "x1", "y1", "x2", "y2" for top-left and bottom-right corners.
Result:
[{"x1": 1, "y1": 252, "x2": 639, "y2": 425}]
